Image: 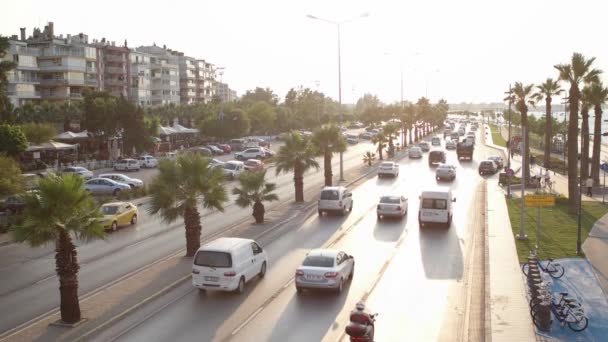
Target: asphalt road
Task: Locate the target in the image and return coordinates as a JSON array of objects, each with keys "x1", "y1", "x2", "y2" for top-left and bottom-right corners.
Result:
[
  {"x1": 98, "y1": 128, "x2": 496, "y2": 342},
  {"x1": 0, "y1": 130, "x2": 380, "y2": 335}
]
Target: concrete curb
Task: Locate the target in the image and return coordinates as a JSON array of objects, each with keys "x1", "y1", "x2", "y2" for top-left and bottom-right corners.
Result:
[{"x1": 483, "y1": 180, "x2": 492, "y2": 342}]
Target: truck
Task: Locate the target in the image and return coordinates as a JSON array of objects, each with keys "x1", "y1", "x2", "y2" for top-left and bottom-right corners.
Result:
[{"x1": 456, "y1": 138, "x2": 474, "y2": 161}]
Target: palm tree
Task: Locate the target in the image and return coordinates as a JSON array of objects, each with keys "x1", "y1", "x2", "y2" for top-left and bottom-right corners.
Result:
[
  {"x1": 589, "y1": 82, "x2": 608, "y2": 184},
  {"x1": 399, "y1": 104, "x2": 416, "y2": 145},
  {"x1": 382, "y1": 123, "x2": 400, "y2": 157},
  {"x1": 555, "y1": 53, "x2": 602, "y2": 212},
  {"x1": 275, "y1": 133, "x2": 319, "y2": 202},
  {"x1": 372, "y1": 132, "x2": 388, "y2": 160},
  {"x1": 312, "y1": 125, "x2": 346, "y2": 186},
  {"x1": 12, "y1": 174, "x2": 105, "y2": 324},
  {"x1": 233, "y1": 170, "x2": 278, "y2": 223},
  {"x1": 580, "y1": 86, "x2": 592, "y2": 181},
  {"x1": 363, "y1": 151, "x2": 376, "y2": 166},
  {"x1": 533, "y1": 79, "x2": 562, "y2": 168},
  {"x1": 148, "y1": 153, "x2": 227, "y2": 257},
  {"x1": 512, "y1": 82, "x2": 537, "y2": 183}
]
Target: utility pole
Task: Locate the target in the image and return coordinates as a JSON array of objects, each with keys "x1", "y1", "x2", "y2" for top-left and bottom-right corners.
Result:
[
  {"x1": 505, "y1": 85, "x2": 513, "y2": 198},
  {"x1": 517, "y1": 126, "x2": 528, "y2": 240}
]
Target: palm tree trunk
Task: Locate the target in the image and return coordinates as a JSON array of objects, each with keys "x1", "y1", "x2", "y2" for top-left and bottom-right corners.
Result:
[
  {"x1": 323, "y1": 149, "x2": 332, "y2": 186},
  {"x1": 184, "y1": 206, "x2": 202, "y2": 257},
  {"x1": 408, "y1": 127, "x2": 413, "y2": 144},
  {"x1": 294, "y1": 167, "x2": 304, "y2": 202},
  {"x1": 581, "y1": 107, "x2": 590, "y2": 181},
  {"x1": 543, "y1": 97, "x2": 552, "y2": 168},
  {"x1": 522, "y1": 109, "x2": 530, "y2": 183},
  {"x1": 591, "y1": 104, "x2": 603, "y2": 184},
  {"x1": 567, "y1": 88, "x2": 580, "y2": 214},
  {"x1": 401, "y1": 126, "x2": 406, "y2": 147},
  {"x1": 378, "y1": 143, "x2": 383, "y2": 160},
  {"x1": 56, "y1": 229, "x2": 81, "y2": 324}
]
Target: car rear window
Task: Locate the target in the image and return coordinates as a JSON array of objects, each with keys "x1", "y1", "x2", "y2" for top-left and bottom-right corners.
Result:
[
  {"x1": 380, "y1": 196, "x2": 400, "y2": 204},
  {"x1": 194, "y1": 251, "x2": 232, "y2": 268},
  {"x1": 320, "y1": 190, "x2": 339, "y2": 200},
  {"x1": 302, "y1": 256, "x2": 334, "y2": 267},
  {"x1": 421, "y1": 198, "x2": 448, "y2": 209},
  {"x1": 380, "y1": 162, "x2": 393, "y2": 167}
]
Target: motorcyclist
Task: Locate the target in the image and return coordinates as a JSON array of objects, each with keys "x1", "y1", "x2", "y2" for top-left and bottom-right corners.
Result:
[{"x1": 346, "y1": 302, "x2": 375, "y2": 340}]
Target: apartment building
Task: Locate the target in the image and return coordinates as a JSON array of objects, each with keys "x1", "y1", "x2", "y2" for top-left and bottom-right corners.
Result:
[
  {"x1": 92, "y1": 39, "x2": 130, "y2": 98},
  {"x1": 214, "y1": 82, "x2": 237, "y2": 102},
  {"x1": 195, "y1": 60, "x2": 216, "y2": 103},
  {"x1": 176, "y1": 55, "x2": 197, "y2": 105},
  {"x1": 130, "y1": 50, "x2": 152, "y2": 106},
  {"x1": 4, "y1": 35, "x2": 41, "y2": 107},
  {"x1": 136, "y1": 45, "x2": 180, "y2": 106}
]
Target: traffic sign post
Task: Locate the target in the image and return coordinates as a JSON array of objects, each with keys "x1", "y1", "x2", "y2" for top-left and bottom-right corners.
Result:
[
  {"x1": 506, "y1": 168, "x2": 514, "y2": 177},
  {"x1": 524, "y1": 195, "x2": 556, "y2": 252},
  {"x1": 602, "y1": 163, "x2": 608, "y2": 204}
]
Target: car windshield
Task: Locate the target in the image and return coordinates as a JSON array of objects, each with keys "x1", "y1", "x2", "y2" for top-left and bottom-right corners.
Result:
[
  {"x1": 380, "y1": 196, "x2": 401, "y2": 204},
  {"x1": 223, "y1": 163, "x2": 237, "y2": 170},
  {"x1": 320, "y1": 190, "x2": 339, "y2": 200},
  {"x1": 302, "y1": 255, "x2": 334, "y2": 268},
  {"x1": 194, "y1": 251, "x2": 232, "y2": 268},
  {"x1": 101, "y1": 205, "x2": 119, "y2": 215}
]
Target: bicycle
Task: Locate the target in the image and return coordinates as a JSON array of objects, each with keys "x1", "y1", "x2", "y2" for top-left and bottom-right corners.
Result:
[
  {"x1": 532, "y1": 299, "x2": 588, "y2": 332},
  {"x1": 522, "y1": 256, "x2": 565, "y2": 279}
]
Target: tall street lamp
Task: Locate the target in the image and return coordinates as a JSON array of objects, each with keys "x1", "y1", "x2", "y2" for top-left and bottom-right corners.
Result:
[
  {"x1": 504, "y1": 85, "x2": 513, "y2": 198},
  {"x1": 307, "y1": 12, "x2": 369, "y2": 181}
]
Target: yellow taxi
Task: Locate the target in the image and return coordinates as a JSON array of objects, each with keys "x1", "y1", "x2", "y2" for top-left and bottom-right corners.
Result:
[{"x1": 99, "y1": 201, "x2": 138, "y2": 231}]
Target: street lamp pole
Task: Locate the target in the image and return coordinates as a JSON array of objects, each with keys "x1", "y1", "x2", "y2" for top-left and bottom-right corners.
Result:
[
  {"x1": 307, "y1": 12, "x2": 369, "y2": 182},
  {"x1": 505, "y1": 85, "x2": 513, "y2": 198}
]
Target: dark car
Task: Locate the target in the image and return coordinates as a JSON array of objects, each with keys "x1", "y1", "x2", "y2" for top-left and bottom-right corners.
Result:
[
  {"x1": 488, "y1": 156, "x2": 504, "y2": 169},
  {"x1": 428, "y1": 150, "x2": 446, "y2": 167},
  {"x1": 206, "y1": 145, "x2": 224, "y2": 155},
  {"x1": 1, "y1": 195, "x2": 26, "y2": 214},
  {"x1": 217, "y1": 144, "x2": 232, "y2": 154},
  {"x1": 478, "y1": 160, "x2": 498, "y2": 175}
]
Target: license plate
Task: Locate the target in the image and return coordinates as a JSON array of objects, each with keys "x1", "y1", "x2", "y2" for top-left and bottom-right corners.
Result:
[
  {"x1": 305, "y1": 274, "x2": 322, "y2": 281},
  {"x1": 423, "y1": 211, "x2": 435, "y2": 217},
  {"x1": 204, "y1": 276, "x2": 219, "y2": 282}
]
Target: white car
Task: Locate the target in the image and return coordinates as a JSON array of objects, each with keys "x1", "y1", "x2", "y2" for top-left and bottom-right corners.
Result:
[
  {"x1": 295, "y1": 249, "x2": 354, "y2": 294},
  {"x1": 445, "y1": 140, "x2": 457, "y2": 150},
  {"x1": 377, "y1": 195, "x2": 408, "y2": 220},
  {"x1": 435, "y1": 164, "x2": 457, "y2": 181},
  {"x1": 98, "y1": 173, "x2": 144, "y2": 188},
  {"x1": 408, "y1": 146, "x2": 423, "y2": 159},
  {"x1": 222, "y1": 160, "x2": 245, "y2": 179},
  {"x1": 318, "y1": 186, "x2": 353, "y2": 216},
  {"x1": 113, "y1": 158, "x2": 140, "y2": 171},
  {"x1": 378, "y1": 161, "x2": 399, "y2": 178},
  {"x1": 138, "y1": 155, "x2": 158, "y2": 168},
  {"x1": 208, "y1": 158, "x2": 225, "y2": 169},
  {"x1": 235, "y1": 147, "x2": 266, "y2": 160},
  {"x1": 62, "y1": 166, "x2": 94, "y2": 180}
]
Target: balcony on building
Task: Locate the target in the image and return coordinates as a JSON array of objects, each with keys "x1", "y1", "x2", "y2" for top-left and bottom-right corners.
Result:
[
  {"x1": 105, "y1": 54, "x2": 125, "y2": 63},
  {"x1": 105, "y1": 66, "x2": 126, "y2": 74}
]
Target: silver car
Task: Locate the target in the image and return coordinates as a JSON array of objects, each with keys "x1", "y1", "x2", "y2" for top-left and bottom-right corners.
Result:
[
  {"x1": 445, "y1": 140, "x2": 457, "y2": 150},
  {"x1": 295, "y1": 249, "x2": 354, "y2": 294},
  {"x1": 436, "y1": 164, "x2": 457, "y2": 181},
  {"x1": 377, "y1": 195, "x2": 408, "y2": 220},
  {"x1": 418, "y1": 142, "x2": 431, "y2": 152},
  {"x1": 98, "y1": 173, "x2": 144, "y2": 188},
  {"x1": 84, "y1": 178, "x2": 131, "y2": 196},
  {"x1": 408, "y1": 146, "x2": 423, "y2": 159}
]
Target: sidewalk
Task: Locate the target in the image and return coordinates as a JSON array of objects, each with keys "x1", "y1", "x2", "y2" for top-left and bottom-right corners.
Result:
[
  {"x1": 583, "y1": 212, "x2": 608, "y2": 296},
  {"x1": 484, "y1": 125, "x2": 537, "y2": 341}
]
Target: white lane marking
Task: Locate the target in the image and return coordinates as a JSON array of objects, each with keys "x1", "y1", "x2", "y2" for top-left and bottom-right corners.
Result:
[{"x1": 231, "y1": 306, "x2": 265, "y2": 336}]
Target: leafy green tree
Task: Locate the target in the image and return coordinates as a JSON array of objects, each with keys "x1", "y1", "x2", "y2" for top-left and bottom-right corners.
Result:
[
  {"x1": 233, "y1": 170, "x2": 278, "y2": 223},
  {"x1": 512, "y1": 82, "x2": 537, "y2": 182},
  {"x1": 555, "y1": 53, "x2": 602, "y2": 213},
  {"x1": 12, "y1": 174, "x2": 105, "y2": 324},
  {"x1": 240, "y1": 87, "x2": 279, "y2": 107},
  {"x1": 20, "y1": 122, "x2": 56, "y2": 144},
  {"x1": 117, "y1": 97, "x2": 150, "y2": 154},
  {"x1": 0, "y1": 35, "x2": 16, "y2": 124},
  {"x1": 82, "y1": 90, "x2": 119, "y2": 137},
  {"x1": 248, "y1": 101, "x2": 277, "y2": 134},
  {"x1": 145, "y1": 115, "x2": 161, "y2": 137},
  {"x1": 147, "y1": 154, "x2": 228, "y2": 256},
  {"x1": 533, "y1": 79, "x2": 562, "y2": 168},
  {"x1": 588, "y1": 82, "x2": 608, "y2": 184},
  {"x1": 275, "y1": 133, "x2": 319, "y2": 202},
  {"x1": 0, "y1": 124, "x2": 27, "y2": 156},
  {"x1": 0, "y1": 153, "x2": 23, "y2": 196},
  {"x1": 198, "y1": 107, "x2": 250, "y2": 140},
  {"x1": 312, "y1": 125, "x2": 346, "y2": 186}
]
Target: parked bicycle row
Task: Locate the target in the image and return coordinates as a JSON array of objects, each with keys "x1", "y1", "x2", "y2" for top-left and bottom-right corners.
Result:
[{"x1": 522, "y1": 251, "x2": 588, "y2": 332}]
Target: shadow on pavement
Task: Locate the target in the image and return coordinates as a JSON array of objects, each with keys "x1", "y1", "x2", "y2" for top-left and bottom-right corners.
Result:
[
  {"x1": 418, "y1": 223, "x2": 463, "y2": 280},
  {"x1": 373, "y1": 216, "x2": 407, "y2": 242}
]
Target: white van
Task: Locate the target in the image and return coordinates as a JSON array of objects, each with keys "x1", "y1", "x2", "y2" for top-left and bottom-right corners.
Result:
[
  {"x1": 418, "y1": 188, "x2": 456, "y2": 228},
  {"x1": 192, "y1": 237, "x2": 267, "y2": 294},
  {"x1": 318, "y1": 186, "x2": 353, "y2": 216}
]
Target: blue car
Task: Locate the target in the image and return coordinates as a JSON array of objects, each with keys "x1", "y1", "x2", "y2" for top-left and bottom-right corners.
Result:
[{"x1": 84, "y1": 178, "x2": 131, "y2": 196}]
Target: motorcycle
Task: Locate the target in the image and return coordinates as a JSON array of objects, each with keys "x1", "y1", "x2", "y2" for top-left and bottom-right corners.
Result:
[{"x1": 345, "y1": 312, "x2": 378, "y2": 342}]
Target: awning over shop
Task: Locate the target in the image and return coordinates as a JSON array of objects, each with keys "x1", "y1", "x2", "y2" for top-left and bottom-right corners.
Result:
[
  {"x1": 26, "y1": 141, "x2": 79, "y2": 151},
  {"x1": 54, "y1": 130, "x2": 89, "y2": 140}
]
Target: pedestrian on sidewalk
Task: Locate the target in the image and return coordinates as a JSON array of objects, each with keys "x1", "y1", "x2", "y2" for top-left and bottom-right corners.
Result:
[
  {"x1": 586, "y1": 177, "x2": 594, "y2": 196},
  {"x1": 544, "y1": 169, "x2": 551, "y2": 188}
]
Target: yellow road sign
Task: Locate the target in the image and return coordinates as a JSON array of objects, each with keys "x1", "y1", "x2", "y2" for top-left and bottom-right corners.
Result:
[{"x1": 524, "y1": 195, "x2": 556, "y2": 207}]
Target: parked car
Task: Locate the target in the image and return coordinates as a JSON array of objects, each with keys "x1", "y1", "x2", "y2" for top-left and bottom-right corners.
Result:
[
  {"x1": 377, "y1": 195, "x2": 408, "y2": 220},
  {"x1": 445, "y1": 140, "x2": 457, "y2": 150},
  {"x1": 318, "y1": 186, "x2": 353, "y2": 216},
  {"x1": 1, "y1": 195, "x2": 26, "y2": 214},
  {"x1": 62, "y1": 166, "x2": 94, "y2": 180},
  {"x1": 138, "y1": 155, "x2": 158, "y2": 168},
  {"x1": 190, "y1": 147, "x2": 212, "y2": 157},
  {"x1": 378, "y1": 161, "x2": 399, "y2": 178},
  {"x1": 295, "y1": 249, "x2": 354, "y2": 294},
  {"x1": 235, "y1": 147, "x2": 266, "y2": 160},
  {"x1": 165, "y1": 152, "x2": 178, "y2": 160},
  {"x1": 408, "y1": 146, "x2": 423, "y2": 159},
  {"x1": 487, "y1": 155, "x2": 504, "y2": 169},
  {"x1": 346, "y1": 134, "x2": 359, "y2": 144},
  {"x1": 217, "y1": 144, "x2": 232, "y2": 154},
  {"x1": 84, "y1": 178, "x2": 131, "y2": 196},
  {"x1": 98, "y1": 173, "x2": 144, "y2": 188},
  {"x1": 206, "y1": 145, "x2": 225, "y2": 155},
  {"x1": 99, "y1": 201, "x2": 138, "y2": 231},
  {"x1": 418, "y1": 142, "x2": 431, "y2": 152},
  {"x1": 478, "y1": 160, "x2": 498, "y2": 175},
  {"x1": 435, "y1": 164, "x2": 457, "y2": 181},
  {"x1": 359, "y1": 132, "x2": 374, "y2": 140},
  {"x1": 261, "y1": 147, "x2": 275, "y2": 158},
  {"x1": 244, "y1": 159, "x2": 264, "y2": 172},
  {"x1": 223, "y1": 160, "x2": 245, "y2": 179},
  {"x1": 113, "y1": 158, "x2": 140, "y2": 172},
  {"x1": 192, "y1": 237, "x2": 267, "y2": 293},
  {"x1": 207, "y1": 158, "x2": 225, "y2": 169},
  {"x1": 229, "y1": 139, "x2": 246, "y2": 152}
]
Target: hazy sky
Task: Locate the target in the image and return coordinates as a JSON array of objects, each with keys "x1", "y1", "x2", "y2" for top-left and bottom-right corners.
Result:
[{"x1": 3, "y1": 0, "x2": 607, "y2": 104}]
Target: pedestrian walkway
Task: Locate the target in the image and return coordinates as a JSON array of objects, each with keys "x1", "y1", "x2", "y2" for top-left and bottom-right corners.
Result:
[{"x1": 583, "y1": 212, "x2": 608, "y2": 296}]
